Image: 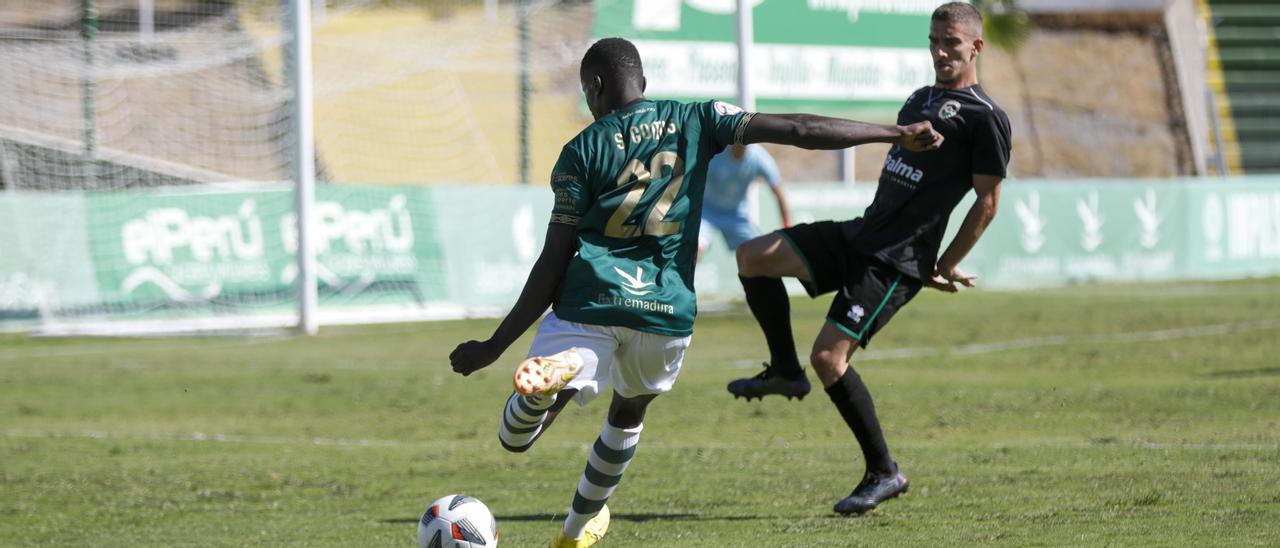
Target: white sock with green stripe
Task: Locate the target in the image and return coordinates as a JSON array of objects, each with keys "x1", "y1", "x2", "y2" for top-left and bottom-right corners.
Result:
[
  {"x1": 563, "y1": 421, "x2": 642, "y2": 539},
  {"x1": 498, "y1": 392, "x2": 556, "y2": 450}
]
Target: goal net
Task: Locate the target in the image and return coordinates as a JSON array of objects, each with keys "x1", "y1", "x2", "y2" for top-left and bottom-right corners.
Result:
[{"x1": 0, "y1": 0, "x2": 594, "y2": 334}]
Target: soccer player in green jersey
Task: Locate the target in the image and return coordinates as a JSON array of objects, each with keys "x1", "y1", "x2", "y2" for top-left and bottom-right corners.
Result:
[{"x1": 449, "y1": 37, "x2": 942, "y2": 547}]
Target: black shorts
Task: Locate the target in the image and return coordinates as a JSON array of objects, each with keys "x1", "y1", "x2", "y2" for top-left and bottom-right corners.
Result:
[{"x1": 779, "y1": 221, "x2": 922, "y2": 347}]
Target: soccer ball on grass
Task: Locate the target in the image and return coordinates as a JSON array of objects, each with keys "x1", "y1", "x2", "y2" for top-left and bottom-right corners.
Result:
[{"x1": 417, "y1": 494, "x2": 498, "y2": 548}]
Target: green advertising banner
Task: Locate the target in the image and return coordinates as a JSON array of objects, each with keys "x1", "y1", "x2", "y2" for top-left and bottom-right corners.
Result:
[
  {"x1": 85, "y1": 189, "x2": 296, "y2": 310},
  {"x1": 429, "y1": 185, "x2": 551, "y2": 310},
  {"x1": 5, "y1": 178, "x2": 1280, "y2": 332},
  {"x1": 304, "y1": 186, "x2": 446, "y2": 307},
  {"x1": 1183, "y1": 180, "x2": 1280, "y2": 279},
  {"x1": 83, "y1": 186, "x2": 447, "y2": 316},
  {"x1": 738, "y1": 178, "x2": 1280, "y2": 291},
  {"x1": 1, "y1": 186, "x2": 451, "y2": 330},
  {"x1": 0, "y1": 193, "x2": 94, "y2": 326},
  {"x1": 593, "y1": 0, "x2": 950, "y2": 116},
  {"x1": 962, "y1": 182, "x2": 1186, "y2": 287}
]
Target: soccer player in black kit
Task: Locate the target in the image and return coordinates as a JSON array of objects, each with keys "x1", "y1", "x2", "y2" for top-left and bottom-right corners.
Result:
[{"x1": 727, "y1": 2, "x2": 1012, "y2": 515}]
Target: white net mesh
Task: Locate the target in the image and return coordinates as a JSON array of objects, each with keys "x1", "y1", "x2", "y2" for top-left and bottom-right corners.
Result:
[
  {"x1": 0, "y1": 1, "x2": 288, "y2": 189},
  {"x1": 0, "y1": 0, "x2": 592, "y2": 333},
  {"x1": 300, "y1": 0, "x2": 592, "y2": 185},
  {"x1": 0, "y1": 0, "x2": 594, "y2": 191}
]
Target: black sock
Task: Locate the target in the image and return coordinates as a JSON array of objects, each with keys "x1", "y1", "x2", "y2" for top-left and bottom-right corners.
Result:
[
  {"x1": 739, "y1": 275, "x2": 802, "y2": 377},
  {"x1": 825, "y1": 367, "x2": 894, "y2": 475}
]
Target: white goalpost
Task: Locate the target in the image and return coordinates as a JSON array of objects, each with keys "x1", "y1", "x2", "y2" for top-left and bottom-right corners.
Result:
[{"x1": 287, "y1": 0, "x2": 318, "y2": 336}]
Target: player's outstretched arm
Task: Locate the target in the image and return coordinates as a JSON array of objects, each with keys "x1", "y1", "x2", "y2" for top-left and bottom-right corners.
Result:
[
  {"x1": 927, "y1": 173, "x2": 1003, "y2": 293},
  {"x1": 450, "y1": 223, "x2": 577, "y2": 375},
  {"x1": 741, "y1": 113, "x2": 943, "y2": 152}
]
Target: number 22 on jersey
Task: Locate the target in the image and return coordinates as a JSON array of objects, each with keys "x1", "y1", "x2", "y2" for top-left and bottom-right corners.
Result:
[{"x1": 603, "y1": 151, "x2": 686, "y2": 239}]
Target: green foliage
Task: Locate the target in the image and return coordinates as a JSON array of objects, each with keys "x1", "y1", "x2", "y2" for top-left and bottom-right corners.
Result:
[
  {"x1": 976, "y1": 0, "x2": 1032, "y2": 52},
  {"x1": 3, "y1": 279, "x2": 1280, "y2": 545}
]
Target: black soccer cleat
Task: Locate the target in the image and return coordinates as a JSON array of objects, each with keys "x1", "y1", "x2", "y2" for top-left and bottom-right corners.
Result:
[
  {"x1": 727, "y1": 363, "x2": 812, "y2": 401},
  {"x1": 833, "y1": 466, "x2": 909, "y2": 515}
]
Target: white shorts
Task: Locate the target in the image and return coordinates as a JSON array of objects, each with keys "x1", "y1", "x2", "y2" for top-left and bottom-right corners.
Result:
[{"x1": 526, "y1": 312, "x2": 692, "y2": 406}]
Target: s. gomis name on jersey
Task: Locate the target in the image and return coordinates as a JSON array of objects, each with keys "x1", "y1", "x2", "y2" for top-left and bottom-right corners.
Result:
[{"x1": 613, "y1": 119, "x2": 679, "y2": 150}]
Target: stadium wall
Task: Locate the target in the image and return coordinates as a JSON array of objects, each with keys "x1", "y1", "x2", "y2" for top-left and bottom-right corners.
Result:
[{"x1": 3, "y1": 178, "x2": 1280, "y2": 333}]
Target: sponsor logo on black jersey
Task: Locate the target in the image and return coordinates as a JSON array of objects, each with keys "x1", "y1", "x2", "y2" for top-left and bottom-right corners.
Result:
[{"x1": 883, "y1": 154, "x2": 924, "y2": 183}]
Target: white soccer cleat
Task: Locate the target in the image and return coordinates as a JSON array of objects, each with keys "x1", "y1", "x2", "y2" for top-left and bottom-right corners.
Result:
[{"x1": 513, "y1": 348, "x2": 585, "y2": 396}]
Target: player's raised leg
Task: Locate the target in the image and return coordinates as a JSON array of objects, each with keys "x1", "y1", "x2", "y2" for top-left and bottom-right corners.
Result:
[
  {"x1": 498, "y1": 387, "x2": 576, "y2": 453},
  {"x1": 501, "y1": 346, "x2": 594, "y2": 452},
  {"x1": 729, "y1": 231, "x2": 812, "y2": 400},
  {"x1": 500, "y1": 315, "x2": 616, "y2": 453},
  {"x1": 809, "y1": 322, "x2": 907, "y2": 514},
  {"x1": 499, "y1": 347, "x2": 591, "y2": 452}
]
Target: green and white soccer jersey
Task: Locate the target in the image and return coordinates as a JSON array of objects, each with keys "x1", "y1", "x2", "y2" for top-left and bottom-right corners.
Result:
[{"x1": 550, "y1": 99, "x2": 753, "y2": 336}]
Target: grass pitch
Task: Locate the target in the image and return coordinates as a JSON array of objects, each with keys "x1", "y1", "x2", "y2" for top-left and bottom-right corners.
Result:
[{"x1": 3, "y1": 279, "x2": 1279, "y2": 546}]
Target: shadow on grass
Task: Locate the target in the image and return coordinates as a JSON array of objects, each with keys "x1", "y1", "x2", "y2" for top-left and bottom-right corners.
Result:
[
  {"x1": 381, "y1": 513, "x2": 759, "y2": 524},
  {"x1": 1207, "y1": 367, "x2": 1280, "y2": 379}
]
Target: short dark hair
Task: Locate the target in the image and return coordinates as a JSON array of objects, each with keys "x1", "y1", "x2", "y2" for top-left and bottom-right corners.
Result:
[
  {"x1": 932, "y1": 2, "x2": 983, "y2": 30},
  {"x1": 581, "y1": 37, "x2": 644, "y2": 81}
]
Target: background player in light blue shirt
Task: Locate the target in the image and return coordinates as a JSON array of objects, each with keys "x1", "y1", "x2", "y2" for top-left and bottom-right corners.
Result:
[{"x1": 698, "y1": 144, "x2": 791, "y2": 256}]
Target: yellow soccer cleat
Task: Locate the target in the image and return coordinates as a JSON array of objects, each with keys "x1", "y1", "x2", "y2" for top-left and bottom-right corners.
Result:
[
  {"x1": 514, "y1": 348, "x2": 585, "y2": 396},
  {"x1": 550, "y1": 505, "x2": 609, "y2": 548}
]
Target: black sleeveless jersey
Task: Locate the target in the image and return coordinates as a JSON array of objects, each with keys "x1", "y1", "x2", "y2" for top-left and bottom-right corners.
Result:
[{"x1": 844, "y1": 84, "x2": 1012, "y2": 279}]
